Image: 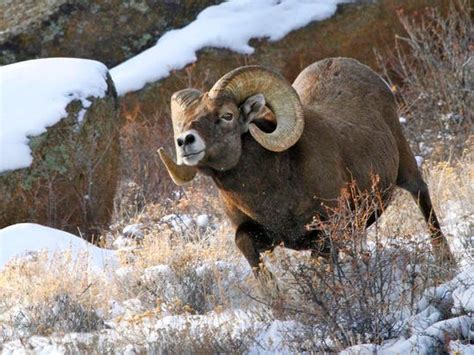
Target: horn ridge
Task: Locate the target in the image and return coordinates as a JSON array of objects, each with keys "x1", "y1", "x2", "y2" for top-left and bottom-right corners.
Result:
[
  {"x1": 209, "y1": 66, "x2": 304, "y2": 152},
  {"x1": 172, "y1": 88, "x2": 202, "y2": 108}
]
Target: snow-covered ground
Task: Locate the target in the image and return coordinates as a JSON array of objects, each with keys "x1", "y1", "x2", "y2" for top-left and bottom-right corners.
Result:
[
  {"x1": 0, "y1": 196, "x2": 472, "y2": 353},
  {"x1": 0, "y1": 58, "x2": 109, "y2": 172},
  {"x1": 110, "y1": 0, "x2": 349, "y2": 96},
  {"x1": 0, "y1": 0, "x2": 472, "y2": 353},
  {"x1": 0, "y1": 223, "x2": 117, "y2": 271},
  {"x1": 343, "y1": 265, "x2": 474, "y2": 354}
]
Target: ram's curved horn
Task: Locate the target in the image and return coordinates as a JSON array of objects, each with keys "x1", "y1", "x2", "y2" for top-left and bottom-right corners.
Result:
[
  {"x1": 158, "y1": 148, "x2": 196, "y2": 186},
  {"x1": 209, "y1": 66, "x2": 304, "y2": 152}
]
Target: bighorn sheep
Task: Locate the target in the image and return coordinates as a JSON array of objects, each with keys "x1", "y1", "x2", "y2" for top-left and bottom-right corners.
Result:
[{"x1": 159, "y1": 57, "x2": 454, "y2": 274}]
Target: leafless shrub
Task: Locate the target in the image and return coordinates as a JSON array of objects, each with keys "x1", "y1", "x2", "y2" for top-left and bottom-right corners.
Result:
[
  {"x1": 143, "y1": 319, "x2": 255, "y2": 354},
  {"x1": 118, "y1": 103, "x2": 175, "y2": 202},
  {"x1": 376, "y1": 0, "x2": 472, "y2": 160},
  {"x1": 253, "y1": 179, "x2": 456, "y2": 352},
  {"x1": 114, "y1": 179, "x2": 146, "y2": 222},
  {"x1": 0, "y1": 251, "x2": 109, "y2": 344},
  {"x1": 11, "y1": 294, "x2": 104, "y2": 337}
]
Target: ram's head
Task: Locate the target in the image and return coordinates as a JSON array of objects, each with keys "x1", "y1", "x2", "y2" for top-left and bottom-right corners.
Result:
[{"x1": 159, "y1": 66, "x2": 305, "y2": 185}]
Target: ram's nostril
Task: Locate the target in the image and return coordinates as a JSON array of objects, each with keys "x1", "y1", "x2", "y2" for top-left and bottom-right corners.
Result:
[
  {"x1": 185, "y1": 134, "x2": 195, "y2": 145},
  {"x1": 177, "y1": 138, "x2": 184, "y2": 147}
]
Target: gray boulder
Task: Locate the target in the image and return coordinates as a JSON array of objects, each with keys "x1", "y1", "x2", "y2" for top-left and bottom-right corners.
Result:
[{"x1": 0, "y1": 70, "x2": 121, "y2": 242}]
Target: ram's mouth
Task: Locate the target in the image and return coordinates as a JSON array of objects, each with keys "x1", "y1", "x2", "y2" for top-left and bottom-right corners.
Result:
[
  {"x1": 183, "y1": 150, "x2": 204, "y2": 158},
  {"x1": 181, "y1": 150, "x2": 205, "y2": 166}
]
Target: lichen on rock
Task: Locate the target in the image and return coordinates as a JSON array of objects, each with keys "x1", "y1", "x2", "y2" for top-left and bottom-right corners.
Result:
[{"x1": 0, "y1": 72, "x2": 122, "y2": 242}]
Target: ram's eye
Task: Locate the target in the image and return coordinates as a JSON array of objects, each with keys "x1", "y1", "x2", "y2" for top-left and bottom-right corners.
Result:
[{"x1": 220, "y1": 112, "x2": 233, "y2": 121}]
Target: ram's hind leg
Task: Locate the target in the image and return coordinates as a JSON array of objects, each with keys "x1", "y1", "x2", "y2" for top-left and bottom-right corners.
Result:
[
  {"x1": 411, "y1": 182, "x2": 454, "y2": 262},
  {"x1": 396, "y1": 165, "x2": 455, "y2": 265}
]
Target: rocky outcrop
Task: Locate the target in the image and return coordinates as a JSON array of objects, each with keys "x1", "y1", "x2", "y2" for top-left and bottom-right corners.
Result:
[
  {"x1": 0, "y1": 74, "x2": 121, "y2": 242},
  {"x1": 0, "y1": 0, "x2": 69, "y2": 42},
  {"x1": 0, "y1": 0, "x2": 222, "y2": 66}
]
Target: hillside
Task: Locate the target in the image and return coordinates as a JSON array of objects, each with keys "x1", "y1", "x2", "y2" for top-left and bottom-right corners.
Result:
[{"x1": 0, "y1": 0, "x2": 472, "y2": 353}]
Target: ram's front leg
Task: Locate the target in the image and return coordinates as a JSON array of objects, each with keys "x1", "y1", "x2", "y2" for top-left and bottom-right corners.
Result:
[{"x1": 235, "y1": 221, "x2": 276, "y2": 280}]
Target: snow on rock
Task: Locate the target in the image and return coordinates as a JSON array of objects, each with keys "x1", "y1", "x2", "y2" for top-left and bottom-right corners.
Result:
[
  {"x1": 442, "y1": 200, "x2": 474, "y2": 267},
  {"x1": 159, "y1": 213, "x2": 216, "y2": 234},
  {"x1": 408, "y1": 305, "x2": 443, "y2": 334},
  {"x1": 452, "y1": 285, "x2": 474, "y2": 314},
  {"x1": 2, "y1": 338, "x2": 66, "y2": 355},
  {"x1": 449, "y1": 340, "x2": 474, "y2": 354},
  {"x1": 122, "y1": 223, "x2": 144, "y2": 239},
  {"x1": 0, "y1": 58, "x2": 109, "y2": 172},
  {"x1": 0, "y1": 223, "x2": 117, "y2": 271},
  {"x1": 250, "y1": 319, "x2": 304, "y2": 353},
  {"x1": 119, "y1": 299, "x2": 145, "y2": 318},
  {"x1": 2, "y1": 333, "x2": 99, "y2": 354},
  {"x1": 382, "y1": 316, "x2": 474, "y2": 354},
  {"x1": 114, "y1": 266, "x2": 137, "y2": 285},
  {"x1": 342, "y1": 266, "x2": 474, "y2": 354},
  {"x1": 109, "y1": 308, "x2": 300, "y2": 353},
  {"x1": 417, "y1": 266, "x2": 474, "y2": 314},
  {"x1": 112, "y1": 235, "x2": 135, "y2": 250},
  {"x1": 113, "y1": 224, "x2": 146, "y2": 250},
  {"x1": 160, "y1": 214, "x2": 194, "y2": 233},
  {"x1": 142, "y1": 264, "x2": 173, "y2": 282},
  {"x1": 110, "y1": 0, "x2": 348, "y2": 96},
  {"x1": 196, "y1": 214, "x2": 209, "y2": 228},
  {"x1": 340, "y1": 344, "x2": 378, "y2": 355},
  {"x1": 415, "y1": 155, "x2": 424, "y2": 167}
]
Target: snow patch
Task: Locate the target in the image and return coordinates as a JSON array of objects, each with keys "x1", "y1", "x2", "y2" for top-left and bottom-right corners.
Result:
[
  {"x1": 415, "y1": 155, "x2": 424, "y2": 167},
  {"x1": 0, "y1": 58, "x2": 109, "y2": 172},
  {"x1": 110, "y1": 0, "x2": 348, "y2": 96},
  {"x1": 160, "y1": 214, "x2": 194, "y2": 233},
  {"x1": 122, "y1": 223, "x2": 144, "y2": 239},
  {"x1": 0, "y1": 223, "x2": 117, "y2": 271},
  {"x1": 449, "y1": 340, "x2": 474, "y2": 354},
  {"x1": 196, "y1": 214, "x2": 209, "y2": 228},
  {"x1": 453, "y1": 286, "x2": 474, "y2": 314}
]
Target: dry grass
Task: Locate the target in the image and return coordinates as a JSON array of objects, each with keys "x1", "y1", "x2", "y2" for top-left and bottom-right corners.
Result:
[
  {"x1": 243, "y1": 151, "x2": 473, "y2": 352},
  {"x1": 0, "y1": 251, "x2": 109, "y2": 308},
  {"x1": 0, "y1": 250, "x2": 110, "y2": 340},
  {"x1": 0, "y1": 152, "x2": 470, "y2": 351},
  {"x1": 248, "y1": 176, "x2": 463, "y2": 352},
  {"x1": 1, "y1": 1, "x2": 472, "y2": 351},
  {"x1": 378, "y1": 151, "x2": 473, "y2": 262},
  {"x1": 111, "y1": 223, "x2": 239, "y2": 309},
  {"x1": 376, "y1": 0, "x2": 472, "y2": 160}
]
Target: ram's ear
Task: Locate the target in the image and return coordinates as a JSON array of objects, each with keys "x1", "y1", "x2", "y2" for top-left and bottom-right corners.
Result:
[{"x1": 240, "y1": 94, "x2": 265, "y2": 131}]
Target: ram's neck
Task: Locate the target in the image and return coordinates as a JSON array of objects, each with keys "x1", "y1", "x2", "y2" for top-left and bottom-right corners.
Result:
[
  {"x1": 203, "y1": 133, "x2": 303, "y2": 228},
  {"x1": 212, "y1": 135, "x2": 292, "y2": 190}
]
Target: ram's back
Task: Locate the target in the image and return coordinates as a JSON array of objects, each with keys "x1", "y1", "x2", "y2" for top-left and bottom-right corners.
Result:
[{"x1": 293, "y1": 57, "x2": 400, "y2": 194}]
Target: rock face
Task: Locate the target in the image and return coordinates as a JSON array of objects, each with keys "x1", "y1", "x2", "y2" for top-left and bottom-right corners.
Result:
[
  {"x1": 0, "y1": 0, "x2": 69, "y2": 42},
  {"x1": 0, "y1": 74, "x2": 121, "y2": 242},
  {"x1": 0, "y1": 0, "x2": 222, "y2": 66}
]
